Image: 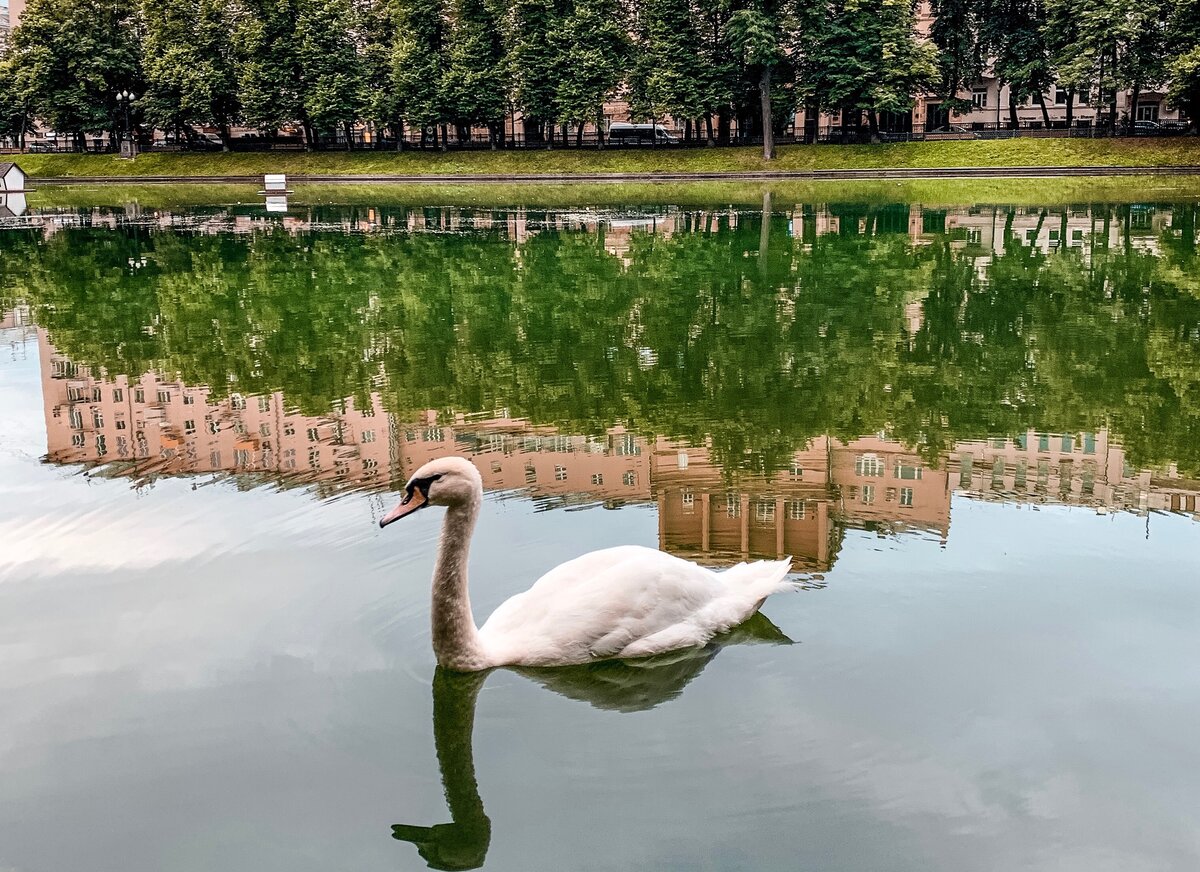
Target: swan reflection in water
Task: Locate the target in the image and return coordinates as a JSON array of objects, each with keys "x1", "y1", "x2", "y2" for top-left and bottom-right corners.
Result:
[{"x1": 392, "y1": 612, "x2": 792, "y2": 870}]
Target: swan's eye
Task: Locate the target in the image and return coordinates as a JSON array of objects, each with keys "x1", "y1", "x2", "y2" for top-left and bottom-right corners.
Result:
[{"x1": 408, "y1": 473, "x2": 443, "y2": 499}]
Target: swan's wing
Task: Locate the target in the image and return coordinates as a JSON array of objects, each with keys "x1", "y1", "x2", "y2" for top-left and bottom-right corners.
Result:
[{"x1": 478, "y1": 546, "x2": 726, "y2": 666}]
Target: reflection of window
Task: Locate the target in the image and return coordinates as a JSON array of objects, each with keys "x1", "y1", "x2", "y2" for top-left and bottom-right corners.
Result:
[
  {"x1": 756, "y1": 500, "x2": 776, "y2": 524},
  {"x1": 992, "y1": 457, "x2": 1005, "y2": 489},
  {"x1": 71, "y1": 433, "x2": 85, "y2": 447},
  {"x1": 284, "y1": 423, "x2": 295, "y2": 437},
  {"x1": 258, "y1": 396, "x2": 271, "y2": 412},
  {"x1": 230, "y1": 394, "x2": 246, "y2": 410},
  {"x1": 92, "y1": 409, "x2": 103, "y2": 428},
  {"x1": 616, "y1": 434, "x2": 639, "y2": 456},
  {"x1": 788, "y1": 500, "x2": 805, "y2": 520},
  {"x1": 424, "y1": 427, "x2": 444, "y2": 443},
  {"x1": 790, "y1": 462, "x2": 803, "y2": 478},
  {"x1": 211, "y1": 450, "x2": 222, "y2": 467},
  {"x1": 260, "y1": 423, "x2": 271, "y2": 437},
  {"x1": 309, "y1": 449, "x2": 320, "y2": 468},
  {"x1": 1083, "y1": 433, "x2": 1095, "y2": 454},
  {"x1": 861, "y1": 485, "x2": 875, "y2": 504},
  {"x1": 183, "y1": 394, "x2": 195, "y2": 405},
  {"x1": 959, "y1": 453, "x2": 974, "y2": 488},
  {"x1": 113, "y1": 388, "x2": 124, "y2": 403},
  {"x1": 591, "y1": 473, "x2": 604, "y2": 486},
  {"x1": 525, "y1": 465, "x2": 537, "y2": 484},
  {"x1": 1038, "y1": 434, "x2": 1050, "y2": 452},
  {"x1": 855, "y1": 454, "x2": 884, "y2": 477},
  {"x1": 682, "y1": 490, "x2": 695, "y2": 512},
  {"x1": 1015, "y1": 460, "x2": 1027, "y2": 489},
  {"x1": 677, "y1": 452, "x2": 689, "y2": 470},
  {"x1": 1061, "y1": 434, "x2": 1074, "y2": 453},
  {"x1": 208, "y1": 420, "x2": 220, "y2": 435},
  {"x1": 1015, "y1": 433, "x2": 1027, "y2": 449},
  {"x1": 726, "y1": 493, "x2": 741, "y2": 518},
  {"x1": 991, "y1": 438, "x2": 1006, "y2": 449},
  {"x1": 623, "y1": 471, "x2": 637, "y2": 486},
  {"x1": 361, "y1": 429, "x2": 375, "y2": 443},
  {"x1": 235, "y1": 449, "x2": 251, "y2": 467},
  {"x1": 899, "y1": 487, "x2": 913, "y2": 506},
  {"x1": 69, "y1": 409, "x2": 83, "y2": 429},
  {"x1": 894, "y1": 461, "x2": 922, "y2": 480},
  {"x1": 95, "y1": 434, "x2": 107, "y2": 456},
  {"x1": 134, "y1": 388, "x2": 145, "y2": 403},
  {"x1": 555, "y1": 465, "x2": 567, "y2": 481},
  {"x1": 157, "y1": 390, "x2": 171, "y2": 403},
  {"x1": 115, "y1": 418, "x2": 126, "y2": 430},
  {"x1": 307, "y1": 427, "x2": 320, "y2": 442}
]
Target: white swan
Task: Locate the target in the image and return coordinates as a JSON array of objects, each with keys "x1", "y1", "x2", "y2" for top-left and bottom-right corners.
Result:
[{"x1": 380, "y1": 456, "x2": 796, "y2": 671}]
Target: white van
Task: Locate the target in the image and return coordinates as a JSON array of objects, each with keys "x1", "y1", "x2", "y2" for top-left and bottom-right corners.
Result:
[{"x1": 608, "y1": 123, "x2": 680, "y2": 144}]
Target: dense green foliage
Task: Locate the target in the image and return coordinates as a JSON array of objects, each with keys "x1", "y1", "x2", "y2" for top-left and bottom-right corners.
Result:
[
  {"x1": 2, "y1": 0, "x2": 1198, "y2": 152},
  {"x1": 3, "y1": 200, "x2": 1199, "y2": 474}
]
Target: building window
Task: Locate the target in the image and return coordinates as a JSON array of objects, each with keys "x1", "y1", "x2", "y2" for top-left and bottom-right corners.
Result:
[
  {"x1": 899, "y1": 487, "x2": 913, "y2": 506},
  {"x1": 616, "y1": 434, "x2": 639, "y2": 456},
  {"x1": 861, "y1": 485, "x2": 875, "y2": 504},
  {"x1": 756, "y1": 500, "x2": 776, "y2": 524},
  {"x1": 361, "y1": 429, "x2": 375, "y2": 443},
  {"x1": 209, "y1": 450, "x2": 222, "y2": 468},
  {"x1": 591, "y1": 473, "x2": 604, "y2": 486},
  {"x1": 283, "y1": 423, "x2": 295, "y2": 438},
  {"x1": 789, "y1": 462, "x2": 803, "y2": 478},
  {"x1": 894, "y1": 461, "x2": 923, "y2": 480},
  {"x1": 855, "y1": 454, "x2": 884, "y2": 477},
  {"x1": 1062, "y1": 434, "x2": 1075, "y2": 453},
  {"x1": 1136, "y1": 102, "x2": 1159, "y2": 122},
  {"x1": 525, "y1": 465, "x2": 537, "y2": 484},
  {"x1": 677, "y1": 451, "x2": 689, "y2": 470},
  {"x1": 183, "y1": 394, "x2": 195, "y2": 405},
  {"x1": 157, "y1": 390, "x2": 171, "y2": 403},
  {"x1": 682, "y1": 490, "x2": 695, "y2": 512},
  {"x1": 1054, "y1": 88, "x2": 1069, "y2": 105},
  {"x1": 134, "y1": 388, "x2": 145, "y2": 403},
  {"x1": 972, "y1": 88, "x2": 988, "y2": 109},
  {"x1": 309, "y1": 449, "x2": 320, "y2": 468},
  {"x1": 1038, "y1": 433, "x2": 1050, "y2": 452},
  {"x1": 307, "y1": 427, "x2": 320, "y2": 442},
  {"x1": 71, "y1": 433, "x2": 85, "y2": 447},
  {"x1": 92, "y1": 409, "x2": 103, "y2": 428},
  {"x1": 95, "y1": 434, "x2": 107, "y2": 456},
  {"x1": 235, "y1": 449, "x2": 251, "y2": 468},
  {"x1": 623, "y1": 471, "x2": 637, "y2": 486},
  {"x1": 260, "y1": 423, "x2": 271, "y2": 437},
  {"x1": 230, "y1": 394, "x2": 246, "y2": 411},
  {"x1": 69, "y1": 409, "x2": 83, "y2": 429},
  {"x1": 258, "y1": 395, "x2": 271, "y2": 412},
  {"x1": 115, "y1": 418, "x2": 126, "y2": 430},
  {"x1": 1083, "y1": 432, "x2": 1095, "y2": 454},
  {"x1": 113, "y1": 388, "x2": 124, "y2": 403},
  {"x1": 788, "y1": 500, "x2": 806, "y2": 520},
  {"x1": 1015, "y1": 460, "x2": 1027, "y2": 489},
  {"x1": 555, "y1": 465, "x2": 567, "y2": 481},
  {"x1": 424, "y1": 427, "x2": 444, "y2": 442},
  {"x1": 726, "y1": 493, "x2": 741, "y2": 518}
]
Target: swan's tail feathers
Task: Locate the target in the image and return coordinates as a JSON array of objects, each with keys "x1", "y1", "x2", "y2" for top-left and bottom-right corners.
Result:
[{"x1": 721, "y1": 557, "x2": 797, "y2": 603}]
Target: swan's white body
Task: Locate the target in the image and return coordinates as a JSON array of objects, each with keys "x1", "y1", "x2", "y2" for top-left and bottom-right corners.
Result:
[{"x1": 381, "y1": 457, "x2": 795, "y2": 671}]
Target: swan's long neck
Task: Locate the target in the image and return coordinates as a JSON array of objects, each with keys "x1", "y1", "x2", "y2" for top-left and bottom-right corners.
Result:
[{"x1": 431, "y1": 493, "x2": 490, "y2": 671}]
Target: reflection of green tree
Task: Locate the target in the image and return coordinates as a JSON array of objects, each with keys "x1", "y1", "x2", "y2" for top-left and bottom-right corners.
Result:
[{"x1": 5, "y1": 202, "x2": 1200, "y2": 474}]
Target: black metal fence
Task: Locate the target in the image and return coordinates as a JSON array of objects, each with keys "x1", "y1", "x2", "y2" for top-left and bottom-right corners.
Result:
[{"x1": 1, "y1": 119, "x2": 1193, "y2": 154}]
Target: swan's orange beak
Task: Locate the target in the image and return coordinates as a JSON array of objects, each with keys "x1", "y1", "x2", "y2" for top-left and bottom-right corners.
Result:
[{"x1": 380, "y1": 489, "x2": 426, "y2": 528}]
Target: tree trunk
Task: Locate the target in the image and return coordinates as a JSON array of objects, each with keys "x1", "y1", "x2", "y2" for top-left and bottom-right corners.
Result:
[
  {"x1": 596, "y1": 109, "x2": 606, "y2": 150},
  {"x1": 440, "y1": 124, "x2": 449, "y2": 151},
  {"x1": 718, "y1": 109, "x2": 731, "y2": 145},
  {"x1": 867, "y1": 108, "x2": 880, "y2": 143},
  {"x1": 1008, "y1": 91, "x2": 1020, "y2": 129},
  {"x1": 396, "y1": 119, "x2": 405, "y2": 151},
  {"x1": 562, "y1": 122, "x2": 569, "y2": 146},
  {"x1": 704, "y1": 113, "x2": 715, "y2": 146},
  {"x1": 1065, "y1": 91, "x2": 1074, "y2": 130},
  {"x1": 219, "y1": 122, "x2": 232, "y2": 152},
  {"x1": 683, "y1": 118, "x2": 692, "y2": 143},
  {"x1": 759, "y1": 66, "x2": 775, "y2": 160},
  {"x1": 1035, "y1": 92, "x2": 1051, "y2": 128},
  {"x1": 1128, "y1": 83, "x2": 1141, "y2": 133},
  {"x1": 344, "y1": 121, "x2": 353, "y2": 151}
]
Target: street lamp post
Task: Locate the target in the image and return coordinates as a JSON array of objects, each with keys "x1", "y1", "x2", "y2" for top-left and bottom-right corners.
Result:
[{"x1": 115, "y1": 90, "x2": 137, "y2": 158}]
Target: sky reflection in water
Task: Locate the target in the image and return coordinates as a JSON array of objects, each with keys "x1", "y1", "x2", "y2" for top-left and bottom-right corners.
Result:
[{"x1": 1, "y1": 198, "x2": 1200, "y2": 872}]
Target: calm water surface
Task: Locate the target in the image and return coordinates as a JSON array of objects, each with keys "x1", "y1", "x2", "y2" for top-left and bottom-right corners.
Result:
[{"x1": 2, "y1": 197, "x2": 1200, "y2": 871}]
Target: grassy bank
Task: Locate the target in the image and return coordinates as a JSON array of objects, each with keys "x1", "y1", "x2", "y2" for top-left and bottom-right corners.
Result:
[
  {"x1": 26, "y1": 175, "x2": 1200, "y2": 210},
  {"x1": 14, "y1": 137, "x2": 1200, "y2": 179}
]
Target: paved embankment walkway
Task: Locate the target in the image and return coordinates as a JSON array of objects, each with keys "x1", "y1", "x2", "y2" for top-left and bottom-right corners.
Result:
[{"x1": 28, "y1": 165, "x2": 1200, "y2": 185}]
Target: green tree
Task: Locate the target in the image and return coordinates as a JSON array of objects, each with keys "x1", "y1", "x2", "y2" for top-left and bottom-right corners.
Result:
[
  {"x1": 628, "y1": 0, "x2": 707, "y2": 142},
  {"x1": 928, "y1": 0, "x2": 982, "y2": 112},
  {"x1": 1166, "y1": 0, "x2": 1200, "y2": 129},
  {"x1": 0, "y1": 55, "x2": 37, "y2": 148},
  {"x1": 978, "y1": 0, "x2": 1051, "y2": 128},
  {"x1": 392, "y1": 0, "x2": 449, "y2": 147},
  {"x1": 358, "y1": 0, "x2": 405, "y2": 147},
  {"x1": 233, "y1": 0, "x2": 308, "y2": 143},
  {"x1": 443, "y1": 0, "x2": 508, "y2": 146},
  {"x1": 551, "y1": 0, "x2": 628, "y2": 146},
  {"x1": 141, "y1": 0, "x2": 241, "y2": 148},
  {"x1": 8, "y1": 0, "x2": 142, "y2": 148},
  {"x1": 505, "y1": 0, "x2": 563, "y2": 144},
  {"x1": 728, "y1": 7, "x2": 783, "y2": 158},
  {"x1": 297, "y1": 0, "x2": 366, "y2": 147}
]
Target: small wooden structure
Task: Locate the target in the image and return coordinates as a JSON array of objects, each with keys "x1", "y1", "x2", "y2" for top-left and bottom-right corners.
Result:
[
  {"x1": 258, "y1": 173, "x2": 293, "y2": 195},
  {"x1": 0, "y1": 162, "x2": 29, "y2": 194}
]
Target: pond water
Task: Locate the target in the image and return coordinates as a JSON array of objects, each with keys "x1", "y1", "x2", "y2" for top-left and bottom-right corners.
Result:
[{"x1": 2, "y1": 196, "x2": 1200, "y2": 872}]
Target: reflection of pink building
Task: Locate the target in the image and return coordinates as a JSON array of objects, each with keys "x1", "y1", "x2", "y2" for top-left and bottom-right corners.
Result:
[
  {"x1": 651, "y1": 437, "x2": 838, "y2": 571},
  {"x1": 832, "y1": 436, "x2": 952, "y2": 539},
  {"x1": 402, "y1": 414, "x2": 652, "y2": 504},
  {"x1": 39, "y1": 330, "x2": 399, "y2": 491}
]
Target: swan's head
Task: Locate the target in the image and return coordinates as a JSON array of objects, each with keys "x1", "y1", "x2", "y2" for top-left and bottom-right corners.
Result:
[{"x1": 379, "y1": 456, "x2": 482, "y2": 528}]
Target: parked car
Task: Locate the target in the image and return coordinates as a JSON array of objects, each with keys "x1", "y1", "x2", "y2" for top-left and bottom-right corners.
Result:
[
  {"x1": 924, "y1": 125, "x2": 981, "y2": 140},
  {"x1": 607, "y1": 123, "x2": 680, "y2": 144}
]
